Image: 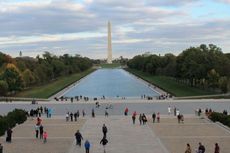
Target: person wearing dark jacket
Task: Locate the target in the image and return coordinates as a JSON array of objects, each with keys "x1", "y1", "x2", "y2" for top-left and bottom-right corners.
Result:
[
  {"x1": 198, "y1": 142, "x2": 205, "y2": 153},
  {"x1": 214, "y1": 143, "x2": 220, "y2": 153},
  {"x1": 6, "y1": 128, "x2": 13, "y2": 142},
  {"x1": 39, "y1": 125, "x2": 44, "y2": 139},
  {"x1": 75, "y1": 130, "x2": 83, "y2": 146},
  {"x1": 102, "y1": 124, "x2": 108, "y2": 138},
  {"x1": 100, "y1": 136, "x2": 108, "y2": 153}
]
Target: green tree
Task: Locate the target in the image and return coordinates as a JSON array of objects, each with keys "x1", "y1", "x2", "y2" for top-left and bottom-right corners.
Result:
[
  {"x1": 22, "y1": 69, "x2": 35, "y2": 87},
  {"x1": 0, "y1": 80, "x2": 9, "y2": 96},
  {"x1": 2, "y1": 64, "x2": 24, "y2": 92}
]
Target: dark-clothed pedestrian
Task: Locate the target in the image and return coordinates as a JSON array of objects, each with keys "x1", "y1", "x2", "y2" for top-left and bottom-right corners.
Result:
[
  {"x1": 84, "y1": 140, "x2": 90, "y2": 153},
  {"x1": 197, "y1": 142, "x2": 205, "y2": 153},
  {"x1": 102, "y1": 124, "x2": 108, "y2": 138},
  {"x1": 142, "y1": 113, "x2": 147, "y2": 124},
  {"x1": 6, "y1": 128, "x2": 13, "y2": 142},
  {"x1": 74, "y1": 112, "x2": 77, "y2": 121},
  {"x1": 92, "y1": 109, "x2": 95, "y2": 118},
  {"x1": 75, "y1": 130, "x2": 83, "y2": 146},
  {"x1": 70, "y1": 112, "x2": 73, "y2": 122},
  {"x1": 39, "y1": 124, "x2": 44, "y2": 139},
  {"x1": 214, "y1": 143, "x2": 220, "y2": 153},
  {"x1": 100, "y1": 136, "x2": 108, "y2": 153},
  {"x1": 152, "y1": 112, "x2": 156, "y2": 123}
]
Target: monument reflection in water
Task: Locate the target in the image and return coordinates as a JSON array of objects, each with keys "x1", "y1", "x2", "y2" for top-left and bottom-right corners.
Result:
[{"x1": 64, "y1": 69, "x2": 160, "y2": 99}]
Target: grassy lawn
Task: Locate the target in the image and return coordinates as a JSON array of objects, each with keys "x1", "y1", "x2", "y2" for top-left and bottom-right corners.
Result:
[
  {"x1": 100, "y1": 63, "x2": 121, "y2": 68},
  {"x1": 125, "y1": 68, "x2": 217, "y2": 97},
  {"x1": 16, "y1": 68, "x2": 95, "y2": 99}
]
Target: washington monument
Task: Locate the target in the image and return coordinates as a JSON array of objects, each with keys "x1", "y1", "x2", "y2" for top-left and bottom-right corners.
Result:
[{"x1": 107, "y1": 21, "x2": 112, "y2": 64}]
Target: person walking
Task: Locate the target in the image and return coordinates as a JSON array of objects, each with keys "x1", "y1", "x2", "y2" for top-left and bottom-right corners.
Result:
[
  {"x1": 100, "y1": 136, "x2": 108, "y2": 153},
  {"x1": 185, "y1": 143, "x2": 192, "y2": 153},
  {"x1": 197, "y1": 142, "x2": 205, "y2": 153},
  {"x1": 84, "y1": 140, "x2": 90, "y2": 153},
  {"x1": 102, "y1": 124, "x2": 108, "y2": 138},
  {"x1": 75, "y1": 130, "x2": 83, "y2": 147},
  {"x1": 39, "y1": 124, "x2": 44, "y2": 139},
  {"x1": 214, "y1": 143, "x2": 220, "y2": 153},
  {"x1": 43, "y1": 131, "x2": 48, "y2": 143},
  {"x1": 6, "y1": 128, "x2": 13, "y2": 142}
]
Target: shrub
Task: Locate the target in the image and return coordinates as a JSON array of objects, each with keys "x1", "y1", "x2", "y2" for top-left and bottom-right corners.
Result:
[
  {"x1": 0, "y1": 109, "x2": 27, "y2": 136},
  {"x1": 209, "y1": 112, "x2": 230, "y2": 127}
]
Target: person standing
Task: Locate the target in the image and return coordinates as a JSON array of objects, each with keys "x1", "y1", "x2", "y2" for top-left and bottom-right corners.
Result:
[
  {"x1": 100, "y1": 136, "x2": 108, "y2": 153},
  {"x1": 66, "y1": 112, "x2": 69, "y2": 122},
  {"x1": 82, "y1": 110, "x2": 85, "y2": 117},
  {"x1": 39, "y1": 124, "x2": 44, "y2": 139},
  {"x1": 139, "y1": 114, "x2": 142, "y2": 125},
  {"x1": 74, "y1": 112, "x2": 77, "y2": 121},
  {"x1": 43, "y1": 131, "x2": 48, "y2": 143},
  {"x1": 35, "y1": 124, "x2": 39, "y2": 138},
  {"x1": 92, "y1": 109, "x2": 95, "y2": 118},
  {"x1": 185, "y1": 143, "x2": 192, "y2": 153},
  {"x1": 174, "y1": 107, "x2": 176, "y2": 116},
  {"x1": 157, "y1": 112, "x2": 160, "y2": 123},
  {"x1": 102, "y1": 124, "x2": 108, "y2": 138},
  {"x1": 75, "y1": 130, "x2": 83, "y2": 146},
  {"x1": 168, "y1": 106, "x2": 171, "y2": 115},
  {"x1": 152, "y1": 112, "x2": 156, "y2": 123},
  {"x1": 142, "y1": 113, "x2": 147, "y2": 125},
  {"x1": 214, "y1": 143, "x2": 220, "y2": 153},
  {"x1": 132, "y1": 111, "x2": 137, "y2": 124},
  {"x1": 6, "y1": 128, "x2": 13, "y2": 142},
  {"x1": 70, "y1": 112, "x2": 73, "y2": 122},
  {"x1": 84, "y1": 140, "x2": 90, "y2": 153},
  {"x1": 124, "y1": 107, "x2": 128, "y2": 116}
]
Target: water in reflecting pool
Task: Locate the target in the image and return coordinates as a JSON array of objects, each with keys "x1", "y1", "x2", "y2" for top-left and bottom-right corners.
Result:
[{"x1": 64, "y1": 69, "x2": 159, "y2": 98}]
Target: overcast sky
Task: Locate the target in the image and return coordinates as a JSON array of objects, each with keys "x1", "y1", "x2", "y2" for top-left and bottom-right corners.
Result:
[{"x1": 0, "y1": 0, "x2": 230, "y2": 59}]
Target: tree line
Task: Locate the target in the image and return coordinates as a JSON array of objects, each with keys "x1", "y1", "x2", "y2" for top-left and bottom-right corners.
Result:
[
  {"x1": 0, "y1": 52, "x2": 92, "y2": 96},
  {"x1": 127, "y1": 44, "x2": 230, "y2": 93}
]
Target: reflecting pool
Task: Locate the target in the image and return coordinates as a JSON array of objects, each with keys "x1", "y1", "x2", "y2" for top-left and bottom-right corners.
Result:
[{"x1": 64, "y1": 69, "x2": 159, "y2": 98}]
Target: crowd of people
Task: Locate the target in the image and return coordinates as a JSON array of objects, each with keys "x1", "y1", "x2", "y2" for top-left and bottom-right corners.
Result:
[
  {"x1": 3, "y1": 104, "x2": 227, "y2": 153},
  {"x1": 28, "y1": 106, "x2": 52, "y2": 118}
]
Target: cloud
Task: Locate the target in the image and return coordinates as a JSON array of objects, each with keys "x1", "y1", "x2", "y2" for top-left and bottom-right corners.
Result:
[{"x1": 0, "y1": 0, "x2": 230, "y2": 59}]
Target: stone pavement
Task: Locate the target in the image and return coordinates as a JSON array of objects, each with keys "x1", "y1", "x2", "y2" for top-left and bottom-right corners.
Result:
[
  {"x1": 68, "y1": 115, "x2": 168, "y2": 153},
  {"x1": 148, "y1": 116, "x2": 230, "y2": 153},
  {"x1": 0, "y1": 117, "x2": 86, "y2": 153},
  {"x1": 1, "y1": 115, "x2": 230, "y2": 153}
]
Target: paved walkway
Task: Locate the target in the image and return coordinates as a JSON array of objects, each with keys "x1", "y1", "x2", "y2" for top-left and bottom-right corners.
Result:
[
  {"x1": 68, "y1": 116, "x2": 168, "y2": 153},
  {"x1": 1, "y1": 115, "x2": 230, "y2": 153}
]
